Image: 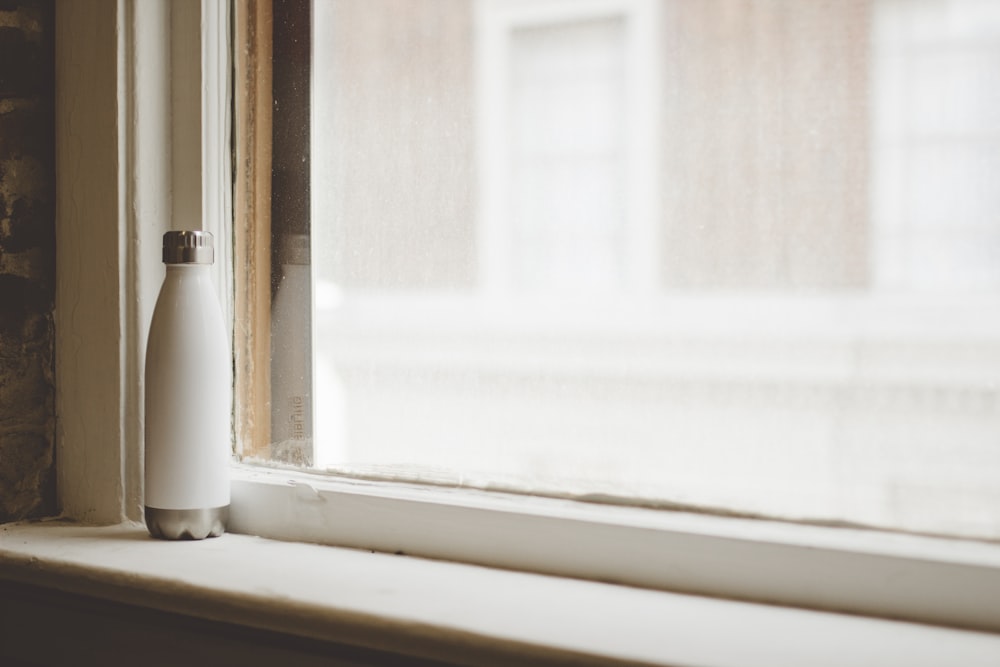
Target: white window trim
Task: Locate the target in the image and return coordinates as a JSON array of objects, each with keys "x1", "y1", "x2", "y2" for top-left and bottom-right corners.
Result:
[
  {"x1": 230, "y1": 463, "x2": 1000, "y2": 634},
  {"x1": 56, "y1": 0, "x2": 231, "y2": 524},
  {"x1": 52, "y1": 0, "x2": 1000, "y2": 653}
]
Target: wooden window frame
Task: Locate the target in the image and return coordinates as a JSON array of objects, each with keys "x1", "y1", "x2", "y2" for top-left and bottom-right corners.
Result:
[{"x1": 234, "y1": 0, "x2": 273, "y2": 460}]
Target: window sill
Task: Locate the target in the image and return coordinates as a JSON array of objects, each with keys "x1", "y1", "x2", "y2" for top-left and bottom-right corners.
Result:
[{"x1": 2, "y1": 522, "x2": 1000, "y2": 666}]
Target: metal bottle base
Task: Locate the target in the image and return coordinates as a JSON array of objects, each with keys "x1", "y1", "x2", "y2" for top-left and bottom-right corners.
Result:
[{"x1": 145, "y1": 505, "x2": 229, "y2": 540}]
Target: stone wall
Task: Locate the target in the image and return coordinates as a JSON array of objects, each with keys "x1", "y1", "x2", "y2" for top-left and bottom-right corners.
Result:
[{"x1": 0, "y1": 0, "x2": 56, "y2": 522}]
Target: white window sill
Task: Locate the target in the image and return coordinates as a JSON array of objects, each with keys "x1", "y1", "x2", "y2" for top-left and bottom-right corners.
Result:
[{"x1": 2, "y1": 522, "x2": 1000, "y2": 666}]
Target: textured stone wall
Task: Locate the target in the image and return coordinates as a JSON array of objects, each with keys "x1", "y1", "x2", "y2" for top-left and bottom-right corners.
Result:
[{"x1": 0, "y1": 0, "x2": 56, "y2": 522}]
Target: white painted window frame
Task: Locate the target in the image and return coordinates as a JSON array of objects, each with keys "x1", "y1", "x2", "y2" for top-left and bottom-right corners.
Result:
[
  {"x1": 55, "y1": 0, "x2": 1000, "y2": 641},
  {"x1": 56, "y1": 0, "x2": 231, "y2": 524}
]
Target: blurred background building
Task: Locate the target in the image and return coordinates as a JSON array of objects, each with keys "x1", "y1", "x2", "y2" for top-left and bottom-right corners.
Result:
[{"x1": 307, "y1": 0, "x2": 1000, "y2": 538}]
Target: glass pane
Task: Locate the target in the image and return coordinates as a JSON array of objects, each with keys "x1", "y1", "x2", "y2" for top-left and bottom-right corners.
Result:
[
  {"x1": 509, "y1": 17, "x2": 627, "y2": 292},
  {"x1": 300, "y1": 0, "x2": 1000, "y2": 539}
]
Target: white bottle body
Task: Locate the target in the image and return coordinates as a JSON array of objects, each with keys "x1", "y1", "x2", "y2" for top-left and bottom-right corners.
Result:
[{"x1": 145, "y1": 264, "x2": 232, "y2": 512}]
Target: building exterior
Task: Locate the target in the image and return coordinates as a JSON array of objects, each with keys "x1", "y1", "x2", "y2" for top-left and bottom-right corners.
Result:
[{"x1": 312, "y1": 0, "x2": 1000, "y2": 537}]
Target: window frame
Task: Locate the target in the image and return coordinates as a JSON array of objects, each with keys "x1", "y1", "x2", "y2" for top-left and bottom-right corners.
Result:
[
  {"x1": 230, "y1": 462, "x2": 1000, "y2": 634},
  {"x1": 55, "y1": 0, "x2": 1000, "y2": 640},
  {"x1": 55, "y1": 0, "x2": 231, "y2": 525}
]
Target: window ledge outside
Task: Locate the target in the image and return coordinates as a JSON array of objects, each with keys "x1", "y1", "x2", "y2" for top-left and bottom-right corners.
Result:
[{"x1": 2, "y1": 522, "x2": 1000, "y2": 666}]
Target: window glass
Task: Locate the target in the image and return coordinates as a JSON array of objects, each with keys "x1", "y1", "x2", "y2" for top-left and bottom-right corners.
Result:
[
  {"x1": 267, "y1": 0, "x2": 1000, "y2": 540},
  {"x1": 509, "y1": 17, "x2": 627, "y2": 292}
]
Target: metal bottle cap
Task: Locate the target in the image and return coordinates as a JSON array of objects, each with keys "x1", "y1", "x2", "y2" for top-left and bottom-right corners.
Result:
[{"x1": 163, "y1": 230, "x2": 215, "y2": 264}]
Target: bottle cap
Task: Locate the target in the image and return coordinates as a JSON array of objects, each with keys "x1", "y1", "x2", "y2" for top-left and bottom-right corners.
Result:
[{"x1": 163, "y1": 230, "x2": 214, "y2": 265}]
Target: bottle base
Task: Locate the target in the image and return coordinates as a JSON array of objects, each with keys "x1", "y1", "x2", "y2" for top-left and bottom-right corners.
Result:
[{"x1": 145, "y1": 505, "x2": 229, "y2": 540}]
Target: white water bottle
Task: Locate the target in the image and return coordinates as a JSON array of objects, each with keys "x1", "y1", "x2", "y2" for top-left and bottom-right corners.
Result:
[{"x1": 144, "y1": 230, "x2": 231, "y2": 539}]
